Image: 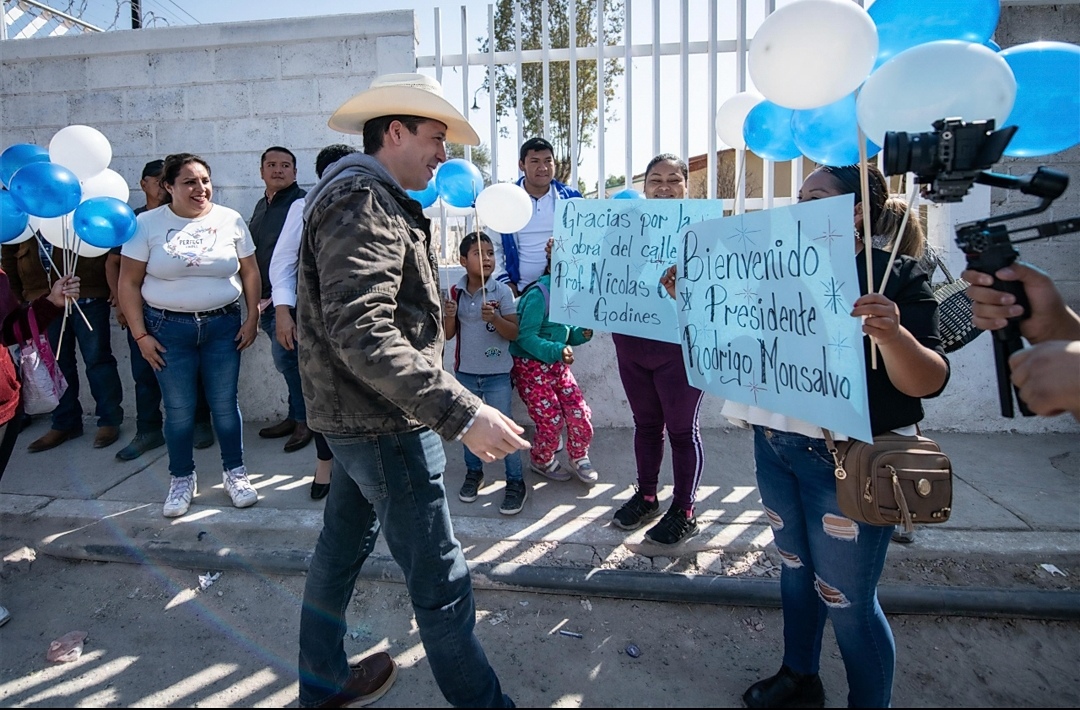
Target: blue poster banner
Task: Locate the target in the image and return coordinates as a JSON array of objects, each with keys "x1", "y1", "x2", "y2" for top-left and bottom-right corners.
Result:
[
  {"x1": 550, "y1": 199, "x2": 727, "y2": 344},
  {"x1": 676, "y1": 195, "x2": 873, "y2": 442}
]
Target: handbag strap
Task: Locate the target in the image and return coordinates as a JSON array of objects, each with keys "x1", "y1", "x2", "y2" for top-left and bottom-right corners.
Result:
[
  {"x1": 888, "y1": 466, "x2": 916, "y2": 534},
  {"x1": 933, "y1": 252, "x2": 956, "y2": 285},
  {"x1": 822, "y1": 429, "x2": 847, "y2": 480}
]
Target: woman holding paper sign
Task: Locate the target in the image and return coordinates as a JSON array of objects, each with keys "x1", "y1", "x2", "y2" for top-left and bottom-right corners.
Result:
[
  {"x1": 664, "y1": 163, "x2": 948, "y2": 708},
  {"x1": 609, "y1": 154, "x2": 706, "y2": 546}
]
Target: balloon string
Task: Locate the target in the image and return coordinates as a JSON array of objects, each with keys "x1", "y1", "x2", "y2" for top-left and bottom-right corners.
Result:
[
  {"x1": 857, "y1": 126, "x2": 877, "y2": 370},
  {"x1": 474, "y1": 206, "x2": 487, "y2": 304},
  {"x1": 35, "y1": 231, "x2": 92, "y2": 331}
]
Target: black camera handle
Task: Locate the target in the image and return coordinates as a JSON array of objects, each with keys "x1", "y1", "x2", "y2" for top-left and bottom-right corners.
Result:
[{"x1": 955, "y1": 168, "x2": 1077, "y2": 417}]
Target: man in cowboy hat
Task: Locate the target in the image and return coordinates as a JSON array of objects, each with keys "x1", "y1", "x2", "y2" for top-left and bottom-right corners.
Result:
[{"x1": 295, "y1": 73, "x2": 529, "y2": 708}]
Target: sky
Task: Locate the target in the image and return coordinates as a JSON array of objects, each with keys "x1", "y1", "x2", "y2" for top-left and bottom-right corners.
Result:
[{"x1": 65, "y1": 0, "x2": 793, "y2": 190}]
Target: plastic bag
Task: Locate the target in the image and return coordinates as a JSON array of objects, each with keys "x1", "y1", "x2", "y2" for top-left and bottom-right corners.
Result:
[{"x1": 13, "y1": 308, "x2": 67, "y2": 415}]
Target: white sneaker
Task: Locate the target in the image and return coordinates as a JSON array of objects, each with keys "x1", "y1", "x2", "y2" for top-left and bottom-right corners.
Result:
[
  {"x1": 571, "y1": 456, "x2": 598, "y2": 486},
  {"x1": 222, "y1": 466, "x2": 258, "y2": 508},
  {"x1": 163, "y1": 473, "x2": 198, "y2": 518}
]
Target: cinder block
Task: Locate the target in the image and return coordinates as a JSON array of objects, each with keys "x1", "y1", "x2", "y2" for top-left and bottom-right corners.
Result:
[
  {"x1": 68, "y1": 91, "x2": 125, "y2": 126},
  {"x1": 2, "y1": 93, "x2": 68, "y2": 130},
  {"x1": 213, "y1": 186, "x2": 264, "y2": 216},
  {"x1": 187, "y1": 82, "x2": 251, "y2": 120},
  {"x1": 217, "y1": 117, "x2": 282, "y2": 155},
  {"x1": 375, "y1": 35, "x2": 416, "y2": 76},
  {"x1": 1, "y1": 62, "x2": 33, "y2": 95},
  {"x1": 282, "y1": 40, "x2": 348, "y2": 78},
  {"x1": 102, "y1": 123, "x2": 156, "y2": 160},
  {"x1": 33, "y1": 57, "x2": 89, "y2": 94},
  {"x1": 150, "y1": 50, "x2": 213, "y2": 85},
  {"x1": 156, "y1": 120, "x2": 217, "y2": 157},
  {"x1": 124, "y1": 88, "x2": 185, "y2": 123},
  {"x1": 318, "y1": 74, "x2": 374, "y2": 113},
  {"x1": 87, "y1": 54, "x2": 152, "y2": 90},
  {"x1": 205, "y1": 158, "x2": 261, "y2": 196},
  {"x1": 251, "y1": 79, "x2": 318, "y2": 117},
  {"x1": 213, "y1": 46, "x2": 280, "y2": 82},
  {"x1": 280, "y1": 114, "x2": 353, "y2": 156},
  {"x1": 345, "y1": 37, "x2": 376, "y2": 73}
]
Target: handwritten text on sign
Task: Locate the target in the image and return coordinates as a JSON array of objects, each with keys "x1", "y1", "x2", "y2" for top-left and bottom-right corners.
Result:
[
  {"x1": 677, "y1": 195, "x2": 872, "y2": 442},
  {"x1": 550, "y1": 199, "x2": 727, "y2": 343}
]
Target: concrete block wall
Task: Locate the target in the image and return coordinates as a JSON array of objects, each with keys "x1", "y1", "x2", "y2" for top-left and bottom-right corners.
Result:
[{"x1": 1, "y1": 11, "x2": 417, "y2": 424}]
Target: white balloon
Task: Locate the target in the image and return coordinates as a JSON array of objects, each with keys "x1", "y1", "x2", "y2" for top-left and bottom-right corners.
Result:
[
  {"x1": 6, "y1": 224, "x2": 36, "y2": 245},
  {"x1": 80, "y1": 168, "x2": 130, "y2": 203},
  {"x1": 76, "y1": 240, "x2": 110, "y2": 258},
  {"x1": 30, "y1": 214, "x2": 72, "y2": 249},
  {"x1": 857, "y1": 41, "x2": 1017, "y2": 146},
  {"x1": 749, "y1": 0, "x2": 878, "y2": 110},
  {"x1": 475, "y1": 183, "x2": 532, "y2": 234},
  {"x1": 49, "y1": 125, "x2": 113, "y2": 181},
  {"x1": 716, "y1": 92, "x2": 764, "y2": 149}
]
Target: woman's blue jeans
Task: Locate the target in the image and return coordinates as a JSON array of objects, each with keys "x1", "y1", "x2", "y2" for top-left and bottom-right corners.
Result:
[
  {"x1": 298, "y1": 428, "x2": 511, "y2": 708},
  {"x1": 456, "y1": 372, "x2": 522, "y2": 481},
  {"x1": 145, "y1": 304, "x2": 244, "y2": 478},
  {"x1": 753, "y1": 426, "x2": 895, "y2": 708}
]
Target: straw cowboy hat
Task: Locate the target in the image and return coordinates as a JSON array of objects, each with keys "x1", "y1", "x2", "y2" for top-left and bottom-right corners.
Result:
[{"x1": 329, "y1": 73, "x2": 480, "y2": 146}]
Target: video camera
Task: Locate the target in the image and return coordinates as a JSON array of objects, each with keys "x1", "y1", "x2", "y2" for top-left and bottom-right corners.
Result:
[{"x1": 883, "y1": 118, "x2": 1077, "y2": 418}]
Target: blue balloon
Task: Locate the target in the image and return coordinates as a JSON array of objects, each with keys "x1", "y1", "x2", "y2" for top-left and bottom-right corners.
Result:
[
  {"x1": 435, "y1": 159, "x2": 484, "y2": 208},
  {"x1": 0, "y1": 144, "x2": 50, "y2": 187},
  {"x1": 407, "y1": 177, "x2": 438, "y2": 208},
  {"x1": 1, "y1": 190, "x2": 29, "y2": 244},
  {"x1": 744, "y1": 101, "x2": 802, "y2": 162},
  {"x1": 8, "y1": 162, "x2": 82, "y2": 218},
  {"x1": 1001, "y1": 42, "x2": 1080, "y2": 157},
  {"x1": 73, "y1": 197, "x2": 137, "y2": 249},
  {"x1": 611, "y1": 189, "x2": 644, "y2": 200},
  {"x1": 984, "y1": 39, "x2": 1001, "y2": 53},
  {"x1": 870, "y1": 0, "x2": 999, "y2": 69},
  {"x1": 792, "y1": 93, "x2": 880, "y2": 167}
]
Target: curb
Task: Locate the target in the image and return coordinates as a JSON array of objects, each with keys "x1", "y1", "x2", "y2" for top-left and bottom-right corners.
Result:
[{"x1": 39, "y1": 537, "x2": 1080, "y2": 623}]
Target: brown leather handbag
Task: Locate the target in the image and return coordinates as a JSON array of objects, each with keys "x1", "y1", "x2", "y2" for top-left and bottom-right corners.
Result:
[{"x1": 823, "y1": 430, "x2": 953, "y2": 534}]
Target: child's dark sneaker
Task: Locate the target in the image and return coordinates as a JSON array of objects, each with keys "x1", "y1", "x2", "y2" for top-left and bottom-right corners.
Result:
[
  {"x1": 645, "y1": 505, "x2": 700, "y2": 545},
  {"x1": 500, "y1": 479, "x2": 529, "y2": 515},
  {"x1": 458, "y1": 469, "x2": 484, "y2": 502}
]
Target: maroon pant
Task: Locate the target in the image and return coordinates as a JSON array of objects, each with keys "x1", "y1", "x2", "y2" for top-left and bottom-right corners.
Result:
[{"x1": 613, "y1": 334, "x2": 704, "y2": 512}]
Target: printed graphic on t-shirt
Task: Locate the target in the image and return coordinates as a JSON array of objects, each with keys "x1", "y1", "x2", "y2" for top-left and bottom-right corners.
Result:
[
  {"x1": 485, "y1": 347, "x2": 503, "y2": 358},
  {"x1": 164, "y1": 225, "x2": 218, "y2": 267}
]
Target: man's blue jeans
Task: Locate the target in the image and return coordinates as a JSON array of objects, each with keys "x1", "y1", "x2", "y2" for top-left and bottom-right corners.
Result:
[
  {"x1": 753, "y1": 426, "x2": 895, "y2": 708},
  {"x1": 125, "y1": 328, "x2": 211, "y2": 435},
  {"x1": 456, "y1": 372, "x2": 522, "y2": 481},
  {"x1": 259, "y1": 308, "x2": 305, "y2": 422},
  {"x1": 298, "y1": 428, "x2": 511, "y2": 708},
  {"x1": 46, "y1": 297, "x2": 123, "y2": 432},
  {"x1": 145, "y1": 304, "x2": 244, "y2": 478}
]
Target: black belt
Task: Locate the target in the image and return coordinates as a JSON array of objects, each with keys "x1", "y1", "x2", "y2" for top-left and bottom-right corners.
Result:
[{"x1": 149, "y1": 302, "x2": 239, "y2": 319}]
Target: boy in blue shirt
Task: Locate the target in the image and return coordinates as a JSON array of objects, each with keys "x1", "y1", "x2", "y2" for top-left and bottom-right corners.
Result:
[{"x1": 444, "y1": 233, "x2": 525, "y2": 514}]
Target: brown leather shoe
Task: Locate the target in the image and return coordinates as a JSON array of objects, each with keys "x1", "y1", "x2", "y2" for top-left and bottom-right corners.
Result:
[
  {"x1": 27, "y1": 428, "x2": 83, "y2": 453},
  {"x1": 284, "y1": 421, "x2": 313, "y2": 453},
  {"x1": 93, "y1": 426, "x2": 120, "y2": 449},
  {"x1": 310, "y1": 652, "x2": 397, "y2": 708},
  {"x1": 259, "y1": 418, "x2": 296, "y2": 439}
]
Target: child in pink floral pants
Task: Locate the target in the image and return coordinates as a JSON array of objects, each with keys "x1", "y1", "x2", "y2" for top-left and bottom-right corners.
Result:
[{"x1": 509, "y1": 274, "x2": 597, "y2": 485}]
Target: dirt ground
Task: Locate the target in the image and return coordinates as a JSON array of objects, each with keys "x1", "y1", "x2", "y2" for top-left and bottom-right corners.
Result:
[{"x1": 0, "y1": 553, "x2": 1077, "y2": 708}]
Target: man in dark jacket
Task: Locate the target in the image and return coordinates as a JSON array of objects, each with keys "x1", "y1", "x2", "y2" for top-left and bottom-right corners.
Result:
[
  {"x1": 295, "y1": 73, "x2": 529, "y2": 709},
  {"x1": 248, "y1": 147, "x2": 311, "y2": 452}
]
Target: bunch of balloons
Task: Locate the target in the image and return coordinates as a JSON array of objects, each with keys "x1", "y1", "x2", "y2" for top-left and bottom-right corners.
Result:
[
  {"x1": 715, "y1": 0, "x2": 1079, "y2": 165},
  {"x1": 406, "y1": 160, "x2": 534, "y2": 233},
  {"x1": 1, "y1": 125, "x2": 137, "y2": 255}
]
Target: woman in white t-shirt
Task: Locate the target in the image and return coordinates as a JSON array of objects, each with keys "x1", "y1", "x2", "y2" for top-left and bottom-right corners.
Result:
[{"x1": 118, "y1": 153, "x2": 262, "y2": 519}]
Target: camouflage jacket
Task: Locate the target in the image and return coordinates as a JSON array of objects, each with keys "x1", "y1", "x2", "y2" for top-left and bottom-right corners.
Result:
[{"x1": 296, "y1": 154, "x2": 480, "y2": 438}]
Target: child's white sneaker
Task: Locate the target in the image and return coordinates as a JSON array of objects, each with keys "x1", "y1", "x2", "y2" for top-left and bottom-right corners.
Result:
[{"x1": 571, "y1": 456, "x2": 598, "y2": 486}]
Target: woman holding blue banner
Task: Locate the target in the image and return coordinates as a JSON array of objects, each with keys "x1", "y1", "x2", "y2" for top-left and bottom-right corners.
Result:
[
  {"x1": 665, "y1": 163, "x2": 949, "y2": 708},
  {"x1": 610, "y1": 154, "x2": 706, "y2": 546}
]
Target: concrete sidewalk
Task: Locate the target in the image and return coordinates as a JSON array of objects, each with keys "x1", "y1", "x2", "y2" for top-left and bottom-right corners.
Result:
[{"x1": 2, "y1": 417, "x2": 1078, "y2": 613}]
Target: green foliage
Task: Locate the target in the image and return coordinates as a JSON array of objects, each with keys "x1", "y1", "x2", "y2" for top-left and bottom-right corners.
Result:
[{"x1": 480, "y1": 0, "x2": 624, "y2": 183}]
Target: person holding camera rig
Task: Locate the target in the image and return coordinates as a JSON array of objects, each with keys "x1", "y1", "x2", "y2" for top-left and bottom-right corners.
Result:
[{"x1": 965, "y1": 262, "x2": 1080, "y2": 420}]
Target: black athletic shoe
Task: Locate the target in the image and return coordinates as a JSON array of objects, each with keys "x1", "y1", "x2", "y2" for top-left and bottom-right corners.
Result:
[
  {"x1": 500, "y1": 479, "x2": 528, "y2": 515},
  {"x1": 645, "y1": 505, "x2": 700, "y2": 545},
  {"x1": 611, "y1": 491, "x2": 661, "y2": 530},
  {"x1": 458, "y1": 469, "x2": 484, "y2": 503},
  {"x1": 743, "y1": 665, "x2": 825, "y2": 708}
]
